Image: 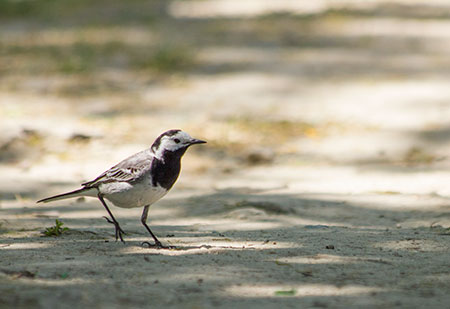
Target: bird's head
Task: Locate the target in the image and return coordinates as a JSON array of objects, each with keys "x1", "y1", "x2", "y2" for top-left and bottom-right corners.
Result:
[{"x1": 151, "y1": 129, "x2": 206, "y2": 158}]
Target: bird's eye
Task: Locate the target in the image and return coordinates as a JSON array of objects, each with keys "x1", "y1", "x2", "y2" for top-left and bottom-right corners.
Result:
[{"x1": 174, "y1": 138, "x2": 181, "y2": 144}]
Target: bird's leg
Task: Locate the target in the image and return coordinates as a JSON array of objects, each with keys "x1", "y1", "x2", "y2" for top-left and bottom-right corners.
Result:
[
  {"x1": 140, "y1": 205, "x2": 173, "y2": 249},
  {"x1": 97, "y1": 194, "x2": 125, "y2": 243}
]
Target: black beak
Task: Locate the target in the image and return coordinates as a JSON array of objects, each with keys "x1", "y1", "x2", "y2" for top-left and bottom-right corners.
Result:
[{"x1": 189, "y1": 138, "x2": 207, "y2": 145}]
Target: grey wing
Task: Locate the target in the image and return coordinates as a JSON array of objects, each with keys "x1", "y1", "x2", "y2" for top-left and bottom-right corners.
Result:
[{"x1": 82, "y1": 150, "x2": 154, "y2": 187}]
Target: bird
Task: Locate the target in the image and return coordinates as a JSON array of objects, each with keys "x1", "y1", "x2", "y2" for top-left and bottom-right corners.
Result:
[{"x1": 37, "y1": 129, "x2": 206, "y2": 248}]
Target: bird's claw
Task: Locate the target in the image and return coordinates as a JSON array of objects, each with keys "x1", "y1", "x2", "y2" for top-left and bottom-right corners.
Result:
[
  {"x1": 103, "y1": 216, "x2": 126, "y2": 243},
  {"x1": 115, "y1": 228, "x2": 126, "y2": 243},
  {"x1": 103, "y1": 216, "x2": 113, "y2": 223},
  {"x1": 141, "y1": 241, "x2": 175, "y2": 250}
]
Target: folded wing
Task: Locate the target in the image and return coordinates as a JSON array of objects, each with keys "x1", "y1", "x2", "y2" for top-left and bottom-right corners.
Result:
[{"x1": 82, "y1": 150, "x2": 154, "y2": 187}]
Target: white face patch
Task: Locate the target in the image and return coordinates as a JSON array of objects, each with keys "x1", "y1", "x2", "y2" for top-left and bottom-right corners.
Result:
[{"x1": 152, "y1": 131, "x2": 194, "y2": 159}]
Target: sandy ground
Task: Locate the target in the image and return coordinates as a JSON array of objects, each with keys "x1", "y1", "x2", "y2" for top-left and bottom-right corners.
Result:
[{"x1": 1, "y1": 1, "x2": 450, "y2": 308}]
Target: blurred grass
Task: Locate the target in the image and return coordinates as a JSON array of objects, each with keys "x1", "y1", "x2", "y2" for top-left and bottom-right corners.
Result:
[
  {"x1": 0, "y1": 0, "x2": 382, "y2": 77},
  {"x1": 3, "y1": 0, "x2": 442, "y2": 84},
  {"x1": 0, "y1": 0, "x2": 184, "y2": 78},
  {"x1": 57, "y1": 42, "x2": 98, "y2": 74},
  {"x1": 1, "y1": 40, "x2": 195, "y2": 75},
  {"x1": 0, "y1": 0, "x2": 63, "y2": 19},
  {"x1": 2, "y1": 0, "x2": 449, "y2": 169},
  {"x1": 134, "y1": 44, "x2": 196, "y2": 73},
  {"x1": 0, "y1": 0, "x2": 163, "y2": 23}
]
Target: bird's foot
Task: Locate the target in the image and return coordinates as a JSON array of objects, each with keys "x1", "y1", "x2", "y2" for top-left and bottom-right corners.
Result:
[
  {"x1": 141, "y1": 241, "x2": 175, "y2": 250},
  {"x1": 103, "y1": 216, "x2": 126, "y2": 243}
]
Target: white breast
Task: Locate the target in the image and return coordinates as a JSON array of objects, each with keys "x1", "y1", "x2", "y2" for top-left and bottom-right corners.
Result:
[{"x1": 100, "y1": 182, "x2": 168, "y2": 208}]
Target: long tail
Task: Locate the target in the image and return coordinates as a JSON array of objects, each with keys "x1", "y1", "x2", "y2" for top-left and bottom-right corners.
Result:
[{"x1": 37, "y1": 187, "x2": 97, "y2": 203}]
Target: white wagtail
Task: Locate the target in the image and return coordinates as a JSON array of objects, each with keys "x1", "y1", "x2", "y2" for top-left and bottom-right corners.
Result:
[{"x1": 37, "y1": 129, "x2": 206, "y2": 248}]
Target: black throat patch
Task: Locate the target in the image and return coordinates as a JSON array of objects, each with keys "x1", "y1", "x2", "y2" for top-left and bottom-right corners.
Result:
[{"x1": 150, "y1": 147, "x2": 188, "y2": 190}]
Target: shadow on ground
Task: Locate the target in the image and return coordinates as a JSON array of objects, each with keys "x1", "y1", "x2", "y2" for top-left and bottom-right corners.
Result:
[{"x1": 1, "y1": 187, "x2": 449, "y2": 307}]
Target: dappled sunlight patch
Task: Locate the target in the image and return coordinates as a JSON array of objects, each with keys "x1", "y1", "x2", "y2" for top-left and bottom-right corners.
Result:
[
  {"x1": 119, "y1": 242, "x2": 248, "y2": 256},
  {"x1": 274, "y1": 254, "x2": 395, "y2": 266},
  {"x1": 323, "y1": 17, "x2": 450, "y2": 38},
  {"x1": 231, "y1": 165, "x2": 450, "y2": 200},
  {"x1": 275, "y1": 254, "x2": 359, "y2": 265},
  {"x1": 14, "y1": 277, "x2": 94, "y2": 287},
  {"x1": 170, "y1": 0, "x2": 442, "y2": 19},
  {"x1": 120, "y1": 245, "x2": 209, "y2": 256},
  {"x1": 119, "y1": 239, "x2": 300, "y2": 256},
  {"x1": 0, "y1": 242, "x2": 50, "y2": 250},
  {"x1": 170, "y1": 0, "x2": 330, "y2": 18},
  {"x1": 224, "y1": 283, "x2": 384, "y2": 298}
]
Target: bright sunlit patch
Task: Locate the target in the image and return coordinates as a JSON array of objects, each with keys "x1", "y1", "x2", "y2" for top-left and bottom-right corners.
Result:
[
  {"x1": 225, "y1": 284, "x2": 383, "y2": 298},
  {"x1": 0, "y1": 242, "x2": 50, "y2": 250},
  {"x1": 119, "y1": 244, "x2": 237, "y2": 256},
  {"x1": 26, "y1": 278, "x2": 93, "y2": 287},
  {"x1": 275, "y1": 254, "x2": 359, "y2": 265},
  {"x1": 170, "y1": 0, "x2": 328, "y2": 18},
  {"x1": 120, "y1": 239, "x2": 301, "y2": 256}
]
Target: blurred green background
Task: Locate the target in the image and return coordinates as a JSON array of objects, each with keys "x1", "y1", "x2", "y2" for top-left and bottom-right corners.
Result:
[{"x1": 1, "y1": 0, "x2": 450, "y2": 184}]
